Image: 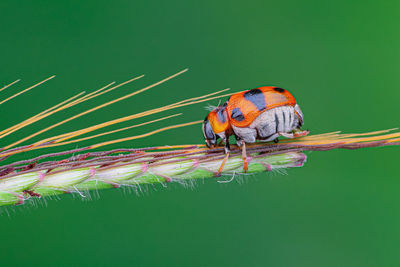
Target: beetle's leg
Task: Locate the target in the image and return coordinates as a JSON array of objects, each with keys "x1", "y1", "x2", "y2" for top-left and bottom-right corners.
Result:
[
  {"x1": 258, "y1": 133, "x2": 280, "y2": 143},
  {"x1": 218, "y1": 139, "x2": 224, "y2": 146},
  {"x1": 278, "y1": 130, "x2": 309, "y2": 139},
  {"x1": 293, "y1": 129, "x2": 309, "y2": 137},
  {"x1": 217, "y1": 138, "x2": 230, "y2": 176},
  {"x1": 239, "y1": 140, "x2": 248, "y2": 173},
  {"x1": 278, "y1": 132, "x2": 294, "y2": 138}
]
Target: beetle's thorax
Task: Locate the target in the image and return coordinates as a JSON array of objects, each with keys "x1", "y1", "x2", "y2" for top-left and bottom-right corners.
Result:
[{"x1": 207, "y1": 104, "x2": 232, "y2": 135}]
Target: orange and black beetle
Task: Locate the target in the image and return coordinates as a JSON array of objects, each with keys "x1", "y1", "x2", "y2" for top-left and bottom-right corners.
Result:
[{"x1": 202, "y1": 86, "x2": 308, "y2": 174}]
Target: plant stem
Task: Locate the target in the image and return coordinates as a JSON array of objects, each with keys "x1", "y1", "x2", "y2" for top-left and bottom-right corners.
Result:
[{"x1": 0, "y1": 151, "x2": 305, "y2": 206}]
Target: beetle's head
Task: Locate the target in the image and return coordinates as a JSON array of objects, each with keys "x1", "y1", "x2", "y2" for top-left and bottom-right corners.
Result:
[
  {"x1": 202, "y1": 105, "x2": 229, "y2": 148},
  {"x1": 202, "y1": 117, "x2": 218, "y2": 148}
]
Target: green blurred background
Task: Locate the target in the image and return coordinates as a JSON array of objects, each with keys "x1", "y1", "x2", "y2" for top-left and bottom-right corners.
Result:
[{"x1": 0, "y1": 0, "x2": 399, "y2": 266}]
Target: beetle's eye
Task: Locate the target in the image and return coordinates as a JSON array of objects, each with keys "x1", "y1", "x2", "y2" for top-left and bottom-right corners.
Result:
[
  {"x1": 203, "y1": 119, "x2": 216, "y2": 141},
  {"x1": 203, "y1": 118, "x2": 217, "y2": 144}
]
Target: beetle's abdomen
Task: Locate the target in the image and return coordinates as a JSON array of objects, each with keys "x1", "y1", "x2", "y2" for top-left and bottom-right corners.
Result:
[
  {"x1": 231, "y1": 105, "x2": 303, "y2": 143},
  {"x1": 251, "y1": 105, "x2": 299, "y2": 139}
]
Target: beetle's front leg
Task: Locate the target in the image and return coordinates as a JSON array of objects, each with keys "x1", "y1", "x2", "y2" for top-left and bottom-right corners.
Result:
[{"x1": 217, "y1": 137, "x2": 230, "y2": 176}]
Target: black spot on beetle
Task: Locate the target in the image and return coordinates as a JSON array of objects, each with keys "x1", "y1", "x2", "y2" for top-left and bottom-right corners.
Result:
[
  {"x1": 231, "y1": 108, "x2": 245, "y2": 121},
  {"x1": 244, "y1": 89, "x2": 266, "y2": 111},
  {"x1": 274, "y1": 87, "x2": 285, "y2": 93}
]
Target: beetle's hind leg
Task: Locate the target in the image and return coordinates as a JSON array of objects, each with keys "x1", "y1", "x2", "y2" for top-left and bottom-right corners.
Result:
[
  {"x1": 278, "y1": 132, "x2": 295, "y2": 138},
  {"x1": 240, "y1": 140, "x2": 249, "y2": 173},
  {"x1": 280, "y1": 129, "x2": 309, "y2": 139},
  {"x1": 292, "y1": 129, "x2": 309, "y2": 138},
  {"x1": 236, "y1": 138, "x2": 248, "y2": 173},
  {"x1": 260, "y1": 130, "x2": 309, "y2": 143}
]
